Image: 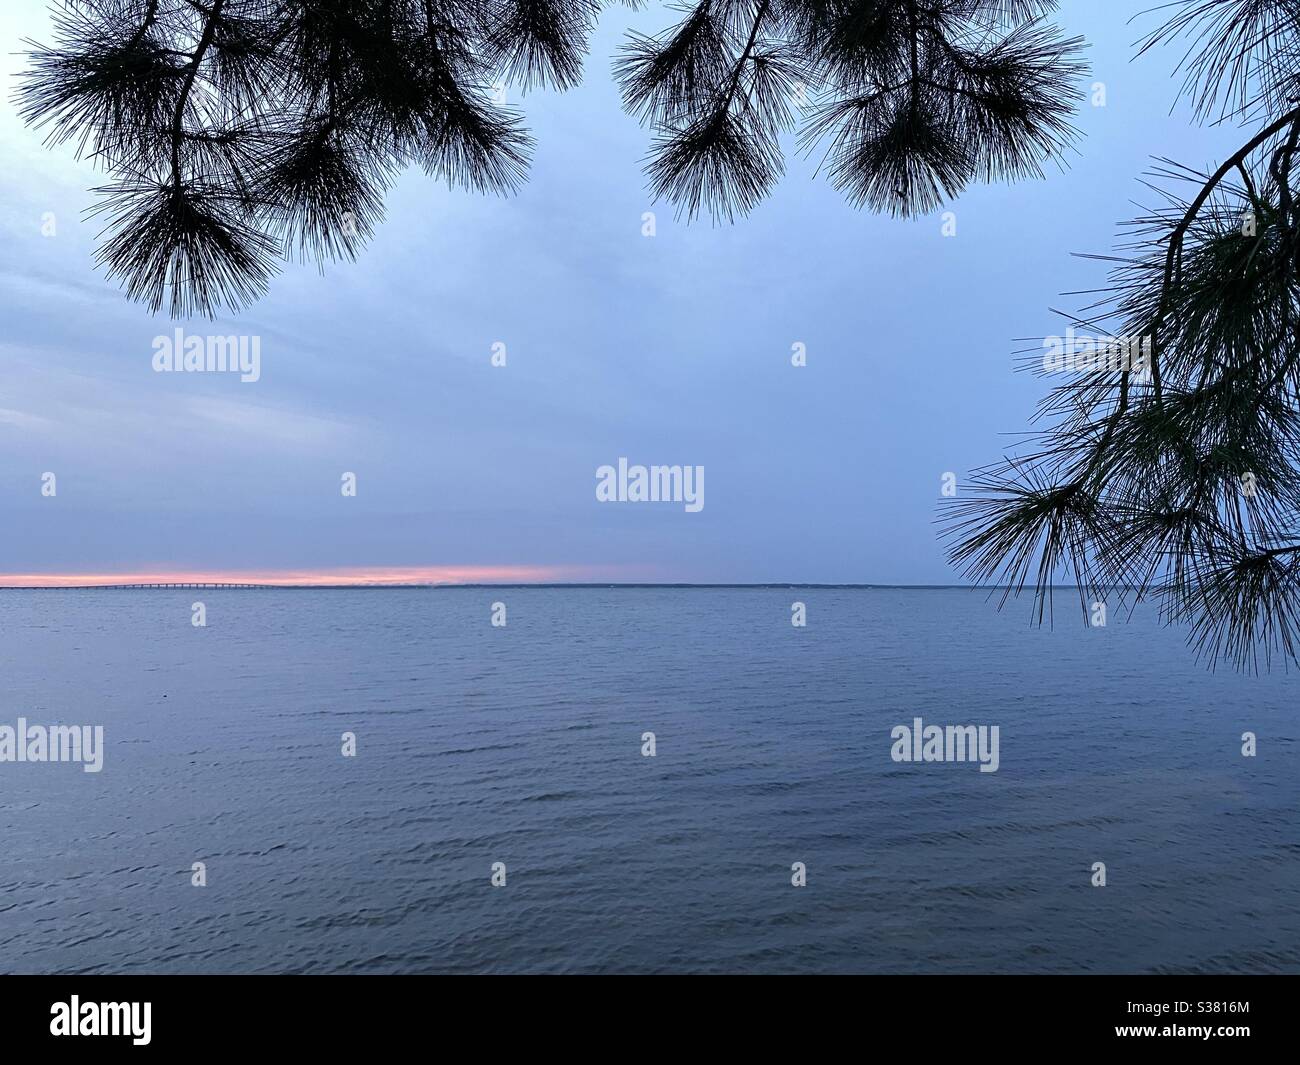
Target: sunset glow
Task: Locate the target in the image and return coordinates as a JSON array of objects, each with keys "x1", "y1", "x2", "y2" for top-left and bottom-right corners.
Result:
[{"x1": 0, "y1": 565, "x2": 653, "y2": 588}]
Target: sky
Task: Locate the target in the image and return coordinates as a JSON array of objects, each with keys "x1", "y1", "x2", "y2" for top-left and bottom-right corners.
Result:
[{"x1": 0, "y1": 1, "x2": 1252, "y2": 584}]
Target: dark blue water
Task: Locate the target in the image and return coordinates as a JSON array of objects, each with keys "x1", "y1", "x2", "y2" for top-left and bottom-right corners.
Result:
[{"x1": 1, "y1": 588, "x2": 1296, "y2": 973}]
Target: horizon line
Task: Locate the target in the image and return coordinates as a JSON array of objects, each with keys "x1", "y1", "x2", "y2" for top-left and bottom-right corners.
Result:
[{"x1": 0, "y1": 581, "x2": 1095, "y2": 591}]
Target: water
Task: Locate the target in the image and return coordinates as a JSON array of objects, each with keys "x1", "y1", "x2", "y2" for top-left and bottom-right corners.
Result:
[{"x1": 1, "y1": 587, "x2": 1296, "y2": 974}]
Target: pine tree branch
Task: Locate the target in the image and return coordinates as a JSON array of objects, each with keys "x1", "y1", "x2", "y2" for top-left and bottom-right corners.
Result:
[
  {"x1": 1150, "y1": 105, "x2": 1300, "y2": 394},
  {"x1": 718, "y1": 0, "x2": 771, "y2": 116},
  {"x1": 169, "y1": 0, "x2": 225, "y2": 186}
]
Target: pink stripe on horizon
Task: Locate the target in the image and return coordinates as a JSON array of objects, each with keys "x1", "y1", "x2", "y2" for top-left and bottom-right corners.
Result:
[{"x1": 0, "y1": 565, "x2": 649, "y2": 588}]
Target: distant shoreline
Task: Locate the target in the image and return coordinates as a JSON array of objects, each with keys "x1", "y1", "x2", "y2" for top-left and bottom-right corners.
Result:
[{"x1": 0, "y1": 582, "x2": 1091, "y2": 591}]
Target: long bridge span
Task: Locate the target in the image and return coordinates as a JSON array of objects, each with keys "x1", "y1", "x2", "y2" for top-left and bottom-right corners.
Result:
[
  {"x1": 5, "y1": 582, "x2": 439, "y2": 590},
  {"x1": 39, "y1": 582, "x2": 281, "y2": 590}
]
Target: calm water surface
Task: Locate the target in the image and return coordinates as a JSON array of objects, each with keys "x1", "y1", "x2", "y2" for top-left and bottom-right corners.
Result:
[{"x1": 1, "y1": 588, "x2": 1296, "y2": 973}]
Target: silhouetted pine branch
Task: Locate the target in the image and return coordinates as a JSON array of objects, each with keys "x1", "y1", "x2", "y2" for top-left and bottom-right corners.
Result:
[
  {"x1": 942, "y1": 0, "x2": 1300, "y2": 671},
  {"x1": 620, "y1": 0, "x2": 1086, "y2": 220},
  {"x1": 16, "y1": 1, "x2": 1087, "y2": 314},
  {"x1": 16, "y1": 0, "x2": 543, "y2": 315}
]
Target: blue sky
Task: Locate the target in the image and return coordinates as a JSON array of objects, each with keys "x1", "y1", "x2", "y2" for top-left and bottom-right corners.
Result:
[{"x1": 0, "y1": 1, "x2": 1251, "y2": 583}]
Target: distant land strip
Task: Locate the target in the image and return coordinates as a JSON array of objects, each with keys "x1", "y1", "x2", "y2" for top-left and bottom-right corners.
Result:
[{"x1": 0, "y1": 582, "x2": 1098, "y2": 590}]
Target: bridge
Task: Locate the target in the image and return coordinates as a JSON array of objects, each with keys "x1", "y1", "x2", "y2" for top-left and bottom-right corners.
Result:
[
  {"x1": 52, "y1": 582, "x2": 279, "y2": 590},
  {"x1": 3, "y1": 582, "x2": 437, "y2": 590}
]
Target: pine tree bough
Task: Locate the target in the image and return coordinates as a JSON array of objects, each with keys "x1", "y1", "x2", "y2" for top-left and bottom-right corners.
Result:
[
  {"x1": 942, "y1": 2, "x2": 1300, "y2": 671},
  {"x1": 16, "y1": 0, "x2": 1086, "y2": 315}
]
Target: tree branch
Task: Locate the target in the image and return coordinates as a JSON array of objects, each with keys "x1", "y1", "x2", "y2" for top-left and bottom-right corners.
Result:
[{"x1": 169, "y1": 0, "x2": 225, "y2": 186}]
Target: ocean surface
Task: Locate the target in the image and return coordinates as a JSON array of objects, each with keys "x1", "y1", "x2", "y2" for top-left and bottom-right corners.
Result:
[{"x1": 1, "y1": 587, "x2": 1296, "y2": 974}]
